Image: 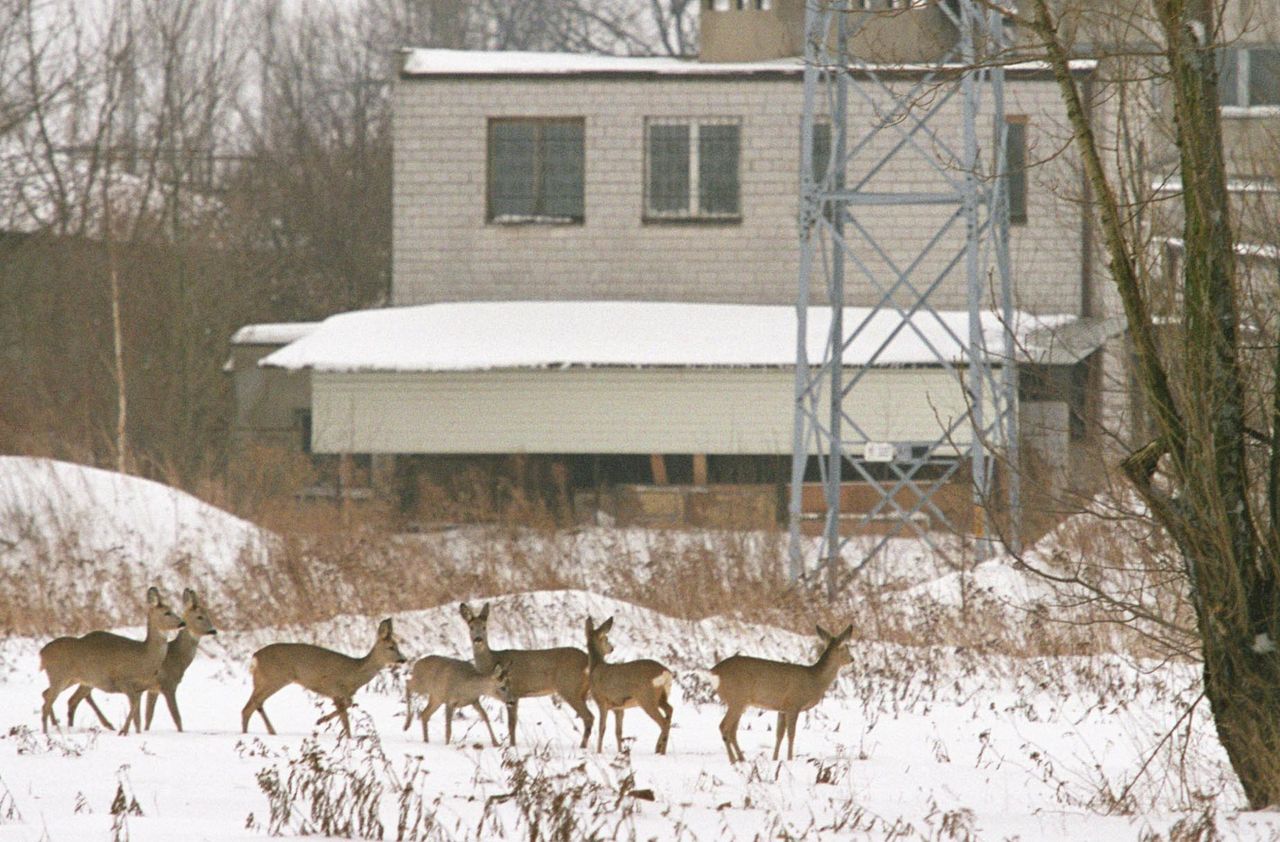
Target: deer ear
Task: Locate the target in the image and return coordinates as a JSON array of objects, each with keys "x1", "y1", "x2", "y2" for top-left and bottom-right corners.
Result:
[
  {"x1": 379, "y1": 618, "x2": 393, "y2": 639},
  {"x1": 183, "y1": 588, "x2": 197, "y2": 609},
  {"x1": 838, "y1": 623, "x2": 853, "y2": 643},
  {"x1": 479, "y1": 603, "x2": 490, "y2": 620},
  {"x1": 585, "y1": 616, "x2": 594, "y2": 635},
  {"x1": 492, "y1": 663, "x2": 506, "y2": 678},
  {"x1": 459, "y1": 602, "x2": 473, "y2": 620},
  {"x1": 600, "y1": 617, "x2": 614, "y2": 634},
  {"x1": 147, "y1": 587, "x2": 161, "y2": 606},
  {"x1": 815, "y1": 624, "x2": 832, "y2": 642}
]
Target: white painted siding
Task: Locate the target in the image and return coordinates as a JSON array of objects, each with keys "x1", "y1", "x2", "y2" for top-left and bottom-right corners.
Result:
[{"x1": 310, "y1": 367, "x2": 984, "y2": 454}]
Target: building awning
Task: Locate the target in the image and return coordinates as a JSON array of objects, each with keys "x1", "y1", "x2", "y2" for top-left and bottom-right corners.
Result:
[
  {"x1": 1023, "y1": 315, "x2": 1128, "y2": 366},
  {"x1": 260, "y1": 300, "x2": 1074, "y2": 374}
]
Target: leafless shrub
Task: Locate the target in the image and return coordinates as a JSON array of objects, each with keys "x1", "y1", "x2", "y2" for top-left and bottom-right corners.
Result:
[
  {"x1": 0, "y1": 774, "x2": 21, "y2": 824},
  {"x1": 479, "y1": 744, "x2": 643, "y2": 842},
  {"x1": 109, "y1": 767, "x2": 143, "y2": 842},
  {"x1": 252, "y1": 715, "x2": 442, "y2": 841},
  {"x1": 2, "y1": 724, "x2": 97, "y2": 757}
]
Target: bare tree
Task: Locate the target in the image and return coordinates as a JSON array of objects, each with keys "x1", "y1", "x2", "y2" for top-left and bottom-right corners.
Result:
[{"x1": 1015, "y1": 0, "x2": 1280, "y2": 808}]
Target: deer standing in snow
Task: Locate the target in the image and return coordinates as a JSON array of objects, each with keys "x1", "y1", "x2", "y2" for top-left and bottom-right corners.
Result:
[
  {"x1": 39, "y1": 586, "x2": 185, "y2": 735},
  {"x1": 459, "y1": 602, "x2": 594, "y2": 747},
  {"x1": 67, "y1": 588, "x2": 218, "y2": 732},
  {"x1": 402, "y1": 655, "x2": 511, "y2": 745},
  {"x1": 584, "y1": 616, "x2": 674, "y2": 754},
  {"x1": 710, "y1": 623, "x2": 853, "y2": 762},
  {"x1": 241, "y1": 618, "x2": 407, "y2": 737}
]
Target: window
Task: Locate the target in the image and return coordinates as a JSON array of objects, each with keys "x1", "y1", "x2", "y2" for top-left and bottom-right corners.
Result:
[
  {"x1": 1004, "y1": 116, "x2": 1028, "y2": 225},
  {"x1": 705, "y1": 0, "x2": 772, "y2": 9},
  {"x1": 645, "y1": 118, "x2": 741, "y2": 221},
  {"x1": 487, "y1": 118, "x2": 584, "y2": 223},
  {"x1": 1218, "y1": 47, "x2": 1280, "y2": 109},
  {"x1": 810, "y1": 120, "x2": 832, "y2": 184}
]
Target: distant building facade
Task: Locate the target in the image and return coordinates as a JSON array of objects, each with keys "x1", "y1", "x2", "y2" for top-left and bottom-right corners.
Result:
[{"x1": 231, "y1": 2, "x2": 1279, "y2": 529}]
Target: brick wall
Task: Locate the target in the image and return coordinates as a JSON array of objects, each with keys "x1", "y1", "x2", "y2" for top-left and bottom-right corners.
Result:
[{"x1": 393, "y1": 70, "x2": 1088, "y2": 315}]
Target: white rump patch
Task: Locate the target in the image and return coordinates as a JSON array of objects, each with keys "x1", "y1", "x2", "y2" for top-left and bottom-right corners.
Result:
[
  {"x1": 652, "y1": 671, "x2": 673, "y2": 689},
  {"x1": 709, "y1": 674, "x2": 720, "y2": 690}
]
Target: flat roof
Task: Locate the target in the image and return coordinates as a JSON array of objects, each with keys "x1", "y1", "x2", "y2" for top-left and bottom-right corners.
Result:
[
  {"x1": 399, "y1": 48, "x2": 1096, "y2": 80},
  {"x1": 261, "y1": 300, "x2": 1074, "y2": 373}
]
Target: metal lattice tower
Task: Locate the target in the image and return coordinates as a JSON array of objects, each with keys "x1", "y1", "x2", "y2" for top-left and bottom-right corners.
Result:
[{"x1": 788, "y1": 0, "x2": 1018, "y2": 592}]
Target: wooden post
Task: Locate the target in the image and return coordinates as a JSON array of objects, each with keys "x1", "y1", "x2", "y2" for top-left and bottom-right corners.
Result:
[
  {"x1": 692, "y1": 453, "x2": 708, "y2": 486},
  {"x1": 649, "y1": 454, "x2": 668, "y2": 485}
]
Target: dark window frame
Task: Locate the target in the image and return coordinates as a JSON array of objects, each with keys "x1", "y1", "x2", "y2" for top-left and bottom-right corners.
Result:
[
  {"x1": 1218, "y1": 46, "x2": 1280, "y2": 109},
  {"x1": 486, "y1": 117, "x2": 585, "y2": 225},
  {"x1": 643, "y1": 116, "x2": 743, "y2": 224}
]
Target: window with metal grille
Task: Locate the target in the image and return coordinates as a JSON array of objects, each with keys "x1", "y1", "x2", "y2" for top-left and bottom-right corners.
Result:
[
  {"x1": 1218, "y1": 47, "x2": 1280, "y2": 108},
  {"x1": 1004, "y1": 116, "x2": 1028, "y2": 225},
  {"x1": 644, "y1": 118, "x2": 741, "y2": 221},
  {"x1": 487, "y1": 118, "x2": 584, "y2": 223}
]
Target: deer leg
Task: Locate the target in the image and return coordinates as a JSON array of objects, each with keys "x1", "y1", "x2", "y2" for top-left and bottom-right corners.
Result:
[
  {"x1": 786, "y1": 711, "x2": 799, "y2": 760},
  {"x1": 241, "y1": 682, "x2": 283, "y2": 735},
  {"x1": 66, "y1": 685, "x2": 90, "y2": 727},
  {"x1": 563, "y1": 692, "x2": 594, "y2": 749},
  {"x1": 335, "y1": 700, "x2": 352, "y2": 737},
  {"x1": 144, "y1": 690, "x2": 158, "y2": 730},
  {"x1": 719, "y1": 707, "x2": 744, "y2": 763},
  {"x1": 473, "y1": 702, "x2": 499, "y2": 747},
  {"x1": 595, "y1": 699, "x2": 608, "y2": 752},
  {"x1": 505, "y1": 699, "x2": 519, "y2": 746},
  {"x1": 119, "y1": 691, "x2": 142, "y2": 736},
  {"x1": 656, "y1": 693, "x2": 673, "y2": 755},
  {"x1": 422, "y1": 696, "x2": 443, "y2": 743},
  {"x1": 614, "y1": 709, "x2": 626, "y2": 752},
  {"x1": 82, "y1": 692, "x2": 115, "y2": 730},
  {"x1": 161, "y1": 688, "x2": 182, "y2": 732},
  {"x1": 772, "y1": 711, "x2": 786, "y2": 761},
  {"x1": 639, "y1": 698, "x2": 670, "y2": 755},
  {"x1": 42, "y1": 679, "x2": 71, "y2": 733},
  {"x1": 403, "y1": 690, "x2": 416, "y2": 733},
  {"x1": 444, "y1": 703, "x2": 456, "y2": 745}
]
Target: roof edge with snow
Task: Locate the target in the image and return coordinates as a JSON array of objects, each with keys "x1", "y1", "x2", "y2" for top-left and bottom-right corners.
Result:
[
  {"x1": 260, "y1": 300, "x2": 1079, "y2": 375},
  {"x1": 398, "y1": 48, "x2": 1097, "y2": 80}
]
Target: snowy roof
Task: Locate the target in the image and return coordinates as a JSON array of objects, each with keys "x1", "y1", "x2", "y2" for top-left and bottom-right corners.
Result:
[
  {"x1": 261, "y1": 301, "x2": 1073, "y2": 373},
  {"x1": 231, "y1": 322, "x2": 322, "y2": 346},
  {"x1": 400, "y1": 49, "x2": 1095, "y2": 79}
]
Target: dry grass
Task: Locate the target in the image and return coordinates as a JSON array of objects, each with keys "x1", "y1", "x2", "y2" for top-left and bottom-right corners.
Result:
[{"x1": 0, "y1": 450, "x2": 1197, "y2": 667}]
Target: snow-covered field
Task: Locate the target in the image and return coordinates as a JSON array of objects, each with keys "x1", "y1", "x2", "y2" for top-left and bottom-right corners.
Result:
[{"x1": 0, "y1": 459, "x2": 1275, "y2": 840}]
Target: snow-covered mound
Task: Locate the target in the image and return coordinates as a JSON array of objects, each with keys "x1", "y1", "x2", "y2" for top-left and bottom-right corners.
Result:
[{"x1": 0, "y1": 457, "x2": 271, "y2": 611}]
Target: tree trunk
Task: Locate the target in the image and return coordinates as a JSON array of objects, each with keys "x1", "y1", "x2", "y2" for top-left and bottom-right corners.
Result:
[{"x1": 1030, "y1": 0, "x2": 1280, "y2": 808}]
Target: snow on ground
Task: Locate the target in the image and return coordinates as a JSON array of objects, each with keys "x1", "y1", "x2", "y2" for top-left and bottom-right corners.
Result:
[
  {"x1": 0, "y1": 464, "x2": 1263, "y2": 839},
  {"x1": 0, "y1": 590, "x2": 1275, "y2": 841},
  {"x1": 0, "y1": 457, "x2": 271, "y2": 612}
]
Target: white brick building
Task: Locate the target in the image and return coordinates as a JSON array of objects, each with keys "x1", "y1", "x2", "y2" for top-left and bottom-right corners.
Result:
[{"x1": 235, "y1": 4, "x2": 1151, "y2": 528}]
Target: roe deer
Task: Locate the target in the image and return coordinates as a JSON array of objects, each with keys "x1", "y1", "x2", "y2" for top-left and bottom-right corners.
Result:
[
  {"x1": 241, "y1": 618, "x2": 407, "y2": 737},
  {"x1": 585, "y1": 616, "x2": 673, "y2": 754},
  {"x1": 402, "y1": 656, "x2": 511, "y2": 746},
  {"x1": 710, "y1": 623, "x2": 853, "y2": 762},
  {"x1": 459, "y1": 602, "x2": 593, "y2": 748},
  {"x1": 68, "y1": 588, "x2": 218, "y2": 732},
  {"x1": 39, "y1": 586, "x2": 185, "y2": 735}
]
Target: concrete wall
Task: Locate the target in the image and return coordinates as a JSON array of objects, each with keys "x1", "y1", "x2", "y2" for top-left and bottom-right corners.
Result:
[
  {"x1": 309, "y1": 367, "x2": 986, "y2": 455},
  {"x1": 392, "y1": 70, "x2": 1088, "y2": 316}
]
